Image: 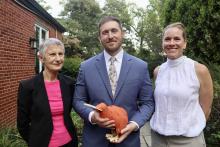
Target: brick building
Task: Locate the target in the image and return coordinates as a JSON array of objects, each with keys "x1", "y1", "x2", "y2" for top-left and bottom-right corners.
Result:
[{"x1": 0, "y1": 0, "x2": 66, "y2": 128}]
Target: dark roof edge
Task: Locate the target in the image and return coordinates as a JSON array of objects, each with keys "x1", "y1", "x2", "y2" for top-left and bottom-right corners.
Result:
[{"x1": 14, "y1": 0, "x2": 66, "y2": 33}]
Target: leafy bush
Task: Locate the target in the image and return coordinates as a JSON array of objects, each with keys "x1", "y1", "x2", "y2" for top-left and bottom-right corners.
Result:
[
  {"x1": 71, "y1": 111, "x2": 83, "y2": 147},
  {"x1": 204, "y1": 63, "x2": 220, "y2": 147},
  {"x1": 209, "y1": 64, "x2": 220, "y2": 88},
  {"x1": 205, "y1": 93, "x2": 220, "y2": 147},
  {"x1": 61, "y1": 57, "x2": 83, "y2": 81},
  {"x1": 0, "y1": 128, "x2": 27, "y2": 147}
]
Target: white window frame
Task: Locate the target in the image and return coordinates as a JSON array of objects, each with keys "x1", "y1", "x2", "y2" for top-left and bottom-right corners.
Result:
[{"x1": 35, "y1": 24, "x2": 49, "y2": 73}]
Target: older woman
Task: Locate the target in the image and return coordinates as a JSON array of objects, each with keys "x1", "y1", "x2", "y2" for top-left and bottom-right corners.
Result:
[
  {"x1": 17, "y1": 38, "x2": 78, "y2": 147},
  {"x1": 150, "y1": 22, "x2": 213, "y2": 147}
]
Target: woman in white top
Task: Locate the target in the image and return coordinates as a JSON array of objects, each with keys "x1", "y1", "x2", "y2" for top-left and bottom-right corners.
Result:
[{"x1": 150, "y1": 22, "x2": 213, "y2": 147}]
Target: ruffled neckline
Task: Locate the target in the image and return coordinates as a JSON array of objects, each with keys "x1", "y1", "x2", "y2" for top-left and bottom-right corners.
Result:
[{"x1": 167, "y1": 56, "x2": 186, "y2": 67}]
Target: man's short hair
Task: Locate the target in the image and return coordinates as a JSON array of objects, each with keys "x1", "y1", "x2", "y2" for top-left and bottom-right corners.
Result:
[{"x1": 98, "y1": 16, "x2": 123, "y2": 34}]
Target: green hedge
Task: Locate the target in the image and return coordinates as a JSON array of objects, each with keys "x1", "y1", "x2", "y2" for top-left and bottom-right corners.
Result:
[
  {"x1": 0, "y1": 128, "x2": 27, "y2": 147},
  {"x1": 204, "y1": 63, "x2": 220, "y2": 146},
  {"x1": 61, "y1": 56, "x2": 83, "y2": 81}
]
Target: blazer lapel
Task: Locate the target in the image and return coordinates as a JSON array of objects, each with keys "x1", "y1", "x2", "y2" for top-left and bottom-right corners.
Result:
[
  {"x1": 34, "y1": 72, "x2": 52, "y2": 117},
  {"x1": 95, "y1": 52, "x2": 113, "y2": 98},
  {"x1": 114, "y1": 53, "x2": 132, "y2": 98},
  {"x1": 58, "y1": 74, "x2": 70, "y2": 115}
]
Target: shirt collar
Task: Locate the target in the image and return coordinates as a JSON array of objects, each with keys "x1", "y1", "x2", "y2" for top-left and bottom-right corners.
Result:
[{"x1": 104, "y1": 49, "x2": 124, "y2": 63}]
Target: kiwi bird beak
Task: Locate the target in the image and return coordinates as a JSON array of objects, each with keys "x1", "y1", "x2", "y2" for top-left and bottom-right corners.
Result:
[{"x1": 84, "y1": 103, "x2": 103, "y2": 112}]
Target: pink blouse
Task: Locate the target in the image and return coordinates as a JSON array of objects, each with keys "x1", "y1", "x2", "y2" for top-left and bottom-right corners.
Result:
[{"x1": 45, "y1": 80, "x2": 72, "y2": 147}]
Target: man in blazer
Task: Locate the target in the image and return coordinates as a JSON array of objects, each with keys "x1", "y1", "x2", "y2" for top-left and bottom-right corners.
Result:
[{"x1": 73, "y1": 16, "x2": 154, "y2": 147}]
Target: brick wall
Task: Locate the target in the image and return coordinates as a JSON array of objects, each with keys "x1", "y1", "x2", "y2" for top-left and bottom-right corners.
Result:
[{"x1": 0, "y1": 0, "x2": 63, "y2": 128}]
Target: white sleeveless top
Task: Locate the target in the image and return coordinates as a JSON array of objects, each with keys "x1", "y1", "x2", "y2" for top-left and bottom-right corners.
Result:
[{"x1": 150, "y1": 56, "x2": 206, "y2": 137}]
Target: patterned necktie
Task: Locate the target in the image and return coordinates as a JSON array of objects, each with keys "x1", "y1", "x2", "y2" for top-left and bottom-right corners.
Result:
[{"x1": 109, "y1": 57, "x2": 117, "y2": 96}]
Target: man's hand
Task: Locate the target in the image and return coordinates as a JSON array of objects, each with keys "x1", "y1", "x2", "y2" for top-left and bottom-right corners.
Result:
[
  {"x1": 110, "y1": 122, "x2": 137, "y2": 143},
  {"x1": 91, "y1": 111, "x2": 115, "y2": 128}
]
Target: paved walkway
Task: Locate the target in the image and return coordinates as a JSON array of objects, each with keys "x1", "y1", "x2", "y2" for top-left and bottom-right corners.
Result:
[{"x1": 140, "y1": 122, "x2": 151, "y2": 147}]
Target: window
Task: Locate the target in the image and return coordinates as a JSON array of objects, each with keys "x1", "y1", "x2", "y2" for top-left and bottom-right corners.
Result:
[{"x1": 35, "y1": 24, "x2": 48, "y2": 73}]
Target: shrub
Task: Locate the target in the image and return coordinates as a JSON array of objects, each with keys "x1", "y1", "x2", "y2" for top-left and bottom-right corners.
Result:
[
  {"x1": 204, "y1": 63, "x2": 220, "y2": 147},
  {"x1": 62, "y1": 57, "x2": 83, "y2": 81},
  {"x1": 205, "y1": 93, "x2": 220, "y2": 147},
  {"x1": 0, "y1": 128, "x2": 27, "y2": 147},
  {"x1": 71, "y1": 111, "x2": 83, "y2": 147}
]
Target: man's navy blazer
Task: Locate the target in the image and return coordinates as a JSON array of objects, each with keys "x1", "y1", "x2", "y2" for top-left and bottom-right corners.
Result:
[{"x1": 73, "y1": 52, "x2": 154, "y2": 147}]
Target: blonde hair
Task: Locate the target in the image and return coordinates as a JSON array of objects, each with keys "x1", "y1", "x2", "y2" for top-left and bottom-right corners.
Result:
[{"x1": 163, "y1": 22, "x2": 187, "y2": 41}]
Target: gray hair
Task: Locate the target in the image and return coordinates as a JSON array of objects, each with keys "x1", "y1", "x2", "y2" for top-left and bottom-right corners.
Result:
[{"x1": 39, "y1": 38, "x2": 65, "y2": 56}]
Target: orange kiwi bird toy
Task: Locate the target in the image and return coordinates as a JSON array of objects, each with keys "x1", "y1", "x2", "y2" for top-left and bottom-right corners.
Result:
[{"x1": 96, "y1": 102, "x2": 128, "y2": 142}]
